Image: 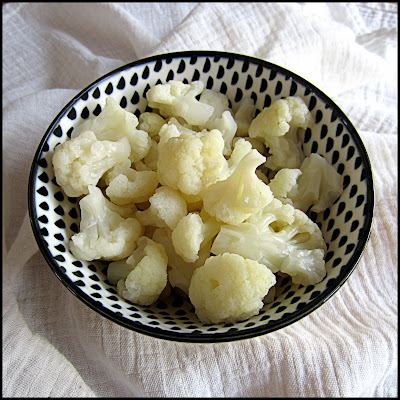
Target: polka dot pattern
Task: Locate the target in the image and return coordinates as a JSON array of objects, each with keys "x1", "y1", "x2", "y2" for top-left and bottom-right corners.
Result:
[{"x1": 28, "y1": 51, "x2": 374, "y2": 343}]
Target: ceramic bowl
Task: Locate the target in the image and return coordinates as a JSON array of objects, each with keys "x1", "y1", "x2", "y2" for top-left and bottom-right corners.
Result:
[{"x1": 28, "y1": 51, "x2": 374, "y2": 343}]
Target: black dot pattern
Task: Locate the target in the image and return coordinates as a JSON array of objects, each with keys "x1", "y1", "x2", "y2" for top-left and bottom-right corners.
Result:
[{"x1": 29, "y1": 52, "x2": 374, "y2": 342}]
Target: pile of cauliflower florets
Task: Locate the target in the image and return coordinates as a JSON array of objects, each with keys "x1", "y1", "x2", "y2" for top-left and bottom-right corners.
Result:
[{"x1": 52, "y1": 80, "x2": 343, "y2": 325}]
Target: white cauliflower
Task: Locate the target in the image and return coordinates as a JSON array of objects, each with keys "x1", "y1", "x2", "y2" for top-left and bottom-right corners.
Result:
[
  {"x1": 157, "y1": 123, "x2": 229, "y2": 196},
  {"x1": 138, "y1": 112, "x2": 166, "y2": 141},
  {"x1": 171, "y1": 213, "x2": 222, "y2": 263},
  {"x1": 105, "y1": 164, "x2": 159, "y2": 205},
  {"x1": 203, "y1": 149, "x2": 274, "y2": 225},
  {"x1": 197, "y1": 90, "x2": 237, "y2": 155},
  {"x1": 113, "y1": 236, "x2": 168, "y2": 306},
  {"x1": 146, "y1": 80, "x2": 214, "y2": 126},
  {"x1": 52, "y1": 130, "x2": 131, "y2": 197},
  {"x1": 234, "y1": 97, "x2": 256, "y2": 137},
  {"x1": 143, "y1": 139, "x2": 158, "y2": 171},
  {"x1": 198, "y1": 88, "x2": 230, "y2": 129},
  {"x1": 188, "y1": 253, "x2": 276, "y2": 325},
  {"x1": 135, "y1": 186, "x2": 187, "y2": 230},
  {"x1": 288, "y1": 153, "x2": 344, "y2": 213},
  {"x1": 152, "y1": 227, "x2": 211, "y2": 295},
  {"x1": 268, "y1": 168, "x2": 302, "y2": 205},
  {"x1": 212, "y1": 110, "x2": 237, "y2": 156},
  {"x1": 69, "y1": 185, "x2": 143, "y2": 261},
  {"x1": 211, "y1": 198, "x2": 327, "y2": 286},
  {"x1": 71, "y1": 97, "x2": 151, "y2": 163},
  {"x1": 248, "y1": 96, "x2": 310, "y2": 170}
]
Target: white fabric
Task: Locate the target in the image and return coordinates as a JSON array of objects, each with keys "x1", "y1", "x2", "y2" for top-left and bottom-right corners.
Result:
[{"x1": 2, "y1": 2, "x2": 398, "y2": 397}]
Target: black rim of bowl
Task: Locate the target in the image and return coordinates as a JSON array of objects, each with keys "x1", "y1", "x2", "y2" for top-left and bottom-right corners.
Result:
[{"x1": 27, "y1": 50, "x2": 375, "y2": 343}]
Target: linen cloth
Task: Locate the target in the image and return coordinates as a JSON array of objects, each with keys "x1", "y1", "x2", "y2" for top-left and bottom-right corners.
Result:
[{"x1": 2, "y1": 2, "x2": 398, "y2": 397}]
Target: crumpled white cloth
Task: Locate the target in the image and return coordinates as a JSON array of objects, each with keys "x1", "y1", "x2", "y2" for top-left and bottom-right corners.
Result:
[{"x1": 2, "y1": 2, "x2": 398, "y2": 397}]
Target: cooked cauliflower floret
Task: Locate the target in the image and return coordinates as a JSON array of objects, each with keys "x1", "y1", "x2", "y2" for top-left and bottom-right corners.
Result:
[
  {"x1": 171, "y1": 213, "x2": 221, "y2": 263},
  {"x1": 69, "y1": 185, "x2": 143, "y2": 261},
  {"x1": 268, "y1": 168, "x2": 302, "y2": 205},
  {"x1": 138, "y1": 112, "x2": 166, "y2": 141},
  {"x1": 198, "y1": 89, "x2": 230, "y2": 128},
  {"x1": 212, "y1": 110, "x2": 237, "y2": 156},
  {"x1": 248, "y1": 96, "x2": 310, "y2": 170},
  {"x1": 135, "y1": 186, "x2": 187, "y2": 230},
  {"x1": 52, "y1": 130, "x2": 130, "y2": 197},
  {"x1": 114, "y1": 236, "x2": 168, "y2": 305},
  {"x1": 157, "y1": 123, "x2": 229, "y2": 196},
  {"x1": 143, "y1": 139, "x2": 158, "y2": 171},
  {"x1": 189, "y1": 253, "x2": 276, "y2": 324},
  {"x1": 288, "y1": 153, "x2": 344, "y2": 213},
  {"x1": 152, "y1": 227, "x2": 211, "y2": 295},
  {"x1": 234, "y1": 97, "x2": 256, "y2": 137},
  {"x1": 71, "y1": 97, "x2": 151, "y2": 163},
  {"x1": 211, "y1": 198, "x2": 327, "y2": 286},
  {"x1": 203, "y1": 149, "x2": 274, "y2": 225},
  {"x1": 105, "y1": 165, "x2": 159, "y2": 205},
  {"x1": 146, "y1": 80, "x2": 214, "y2": 126}
]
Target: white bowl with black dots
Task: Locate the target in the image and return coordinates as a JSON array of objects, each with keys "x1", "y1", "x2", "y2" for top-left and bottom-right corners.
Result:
[{"x1": 28, "y1": 51, "x2": 374, "y2": 343}]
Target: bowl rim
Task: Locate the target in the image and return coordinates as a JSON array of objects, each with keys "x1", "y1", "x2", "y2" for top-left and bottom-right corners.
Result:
[{"x1": 27, "y1": 50, "x2": 374, "y2": 343}]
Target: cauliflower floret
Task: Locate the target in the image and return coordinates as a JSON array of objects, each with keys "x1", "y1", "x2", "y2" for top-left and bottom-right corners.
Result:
[
  {"x1": 135, "y1": 186, "x2": 187, "y2": 230},
  {"x1": 157, "y1": 123, "x2": 229, "y2": 196},
  {"x1": 188, "y1": 253, "x2": 276, "y2": 325},
  {"x1": 152, "y1": 227, "x2": 211, "y2": 295},
  {"x1": 268, "y1": 168, "x2": 302, "y2": 205},
  {"x1": 203, "y1": 149, "x2": 274, "y2": 225},
  {"x1": 105, "y1": 164, "x2": 159, "y2": 205},
  {"x1": 288, "y1": 153, "x2": 344, "y2": 213},
  {"x1": 52, "y1": 130, "x2": 131, "y2": 197},
  {"x1": 114, "y1": 236, "x2": 168, "y2": 306},
  {"x1": 171, "y1": 213, "x2": 222, "y2": 263},
  {"x1": 146, "y1": 80, "x2": 214, "y2": 126},
  {"x1": 198, "y1": 88, "x2": 230, "y2": 128},
  {"x1": 211, "y1": 198, "x2": 327, "y2": 286},
  {"x1": 143, "y1": 139, "x2": 158, "y2": 171},
  {"x1": 69, "y1": 185, "x2": 143, "y2": 261},
  {"x1": 71, "y1": 97, "x2": 151, "y2": 163},
  {"x1": 234, "y1": 97, "x2": 256, "y2": 137},
  {"x1": 212, "y1": 111, "x2": 237, "y2": 156},
  {"x1": 227, "y1": 138, "x2": 253, "y2": 173},
  {"x1": 138, "y1": 112, "x2": 166, "y2": 141},
  {"x1": 248, "y1": 96, "x2": 310, "y2": 170}
]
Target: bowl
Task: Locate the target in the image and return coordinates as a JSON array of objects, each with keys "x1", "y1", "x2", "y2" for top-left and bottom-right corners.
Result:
[{"x1": 28, "y1": 50, "x2": 374, "y2": 343}]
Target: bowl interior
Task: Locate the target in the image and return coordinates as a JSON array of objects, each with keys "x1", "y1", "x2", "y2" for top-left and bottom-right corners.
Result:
[{"x1": 29, "y1": 51, "x2": 374, "y2": 342}]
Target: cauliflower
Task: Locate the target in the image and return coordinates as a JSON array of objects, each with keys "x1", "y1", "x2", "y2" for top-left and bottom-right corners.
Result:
[
  {"x1": 287, "y1": 153, "x2": 344, "y2": 213},
  {"x1": 135, "y1": 186, "x2": 187, "y2": 230},
  {"x1": 143, "y1": 139, "x2": 158, "y2": 171},
  {"x1": 146, "y1": 80, "x2": 214, "y2": 126},
  {"x1": 105, "y1": 166, "x2": 159, "y2": 205},
  {"x1": 234, "y1": 97, "x2": 256, "y2": 137},
  {"x1": 188, "y1": 253, "x2": 276, "y2": 325},
  {"x1": 268, "y1": 168, "x2": 302, "y2": 205},
  {"x1": 157, "y1": 123, "x2": 229, "y2": 196},
  {"x1": 113, "y1": 236, "x2": 168, "y2": 305},
  {"x1": 203, "y1": 149, "x2": 274, "y2": 225},
  {"x1": 71, "y1": 97, "x2": 151, "y2": 163},
  {"x1": 171, "y1": 213, "x2": 222, "y2": 263},
  {"x1": 248, "y1": 96, "x2": 310, "y2": 170},
  {"x1": 227, "y1": 138, "x2": 253, "y2": 173},
  {"x1": 152, "y1": 227, "x2": 211, "y2": 295},
  {"x1": 52, "y1": 130, "x2": 131, "y2": 197},
  {"x1": 138, "y1": 112, "x2": 166, "y2": 141},
  {"x1": 198, "y1": 88, "x2": 230, "y2": 129},
  {"x1": 69, "y1": 185, "x2": 143, "y2": 261},
  {"x1": 211, "y1": 198, "x2": 327, "y2": 286},
  {"x1": 212, "y1": 110, "x2": 237, "y2": 156}
]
